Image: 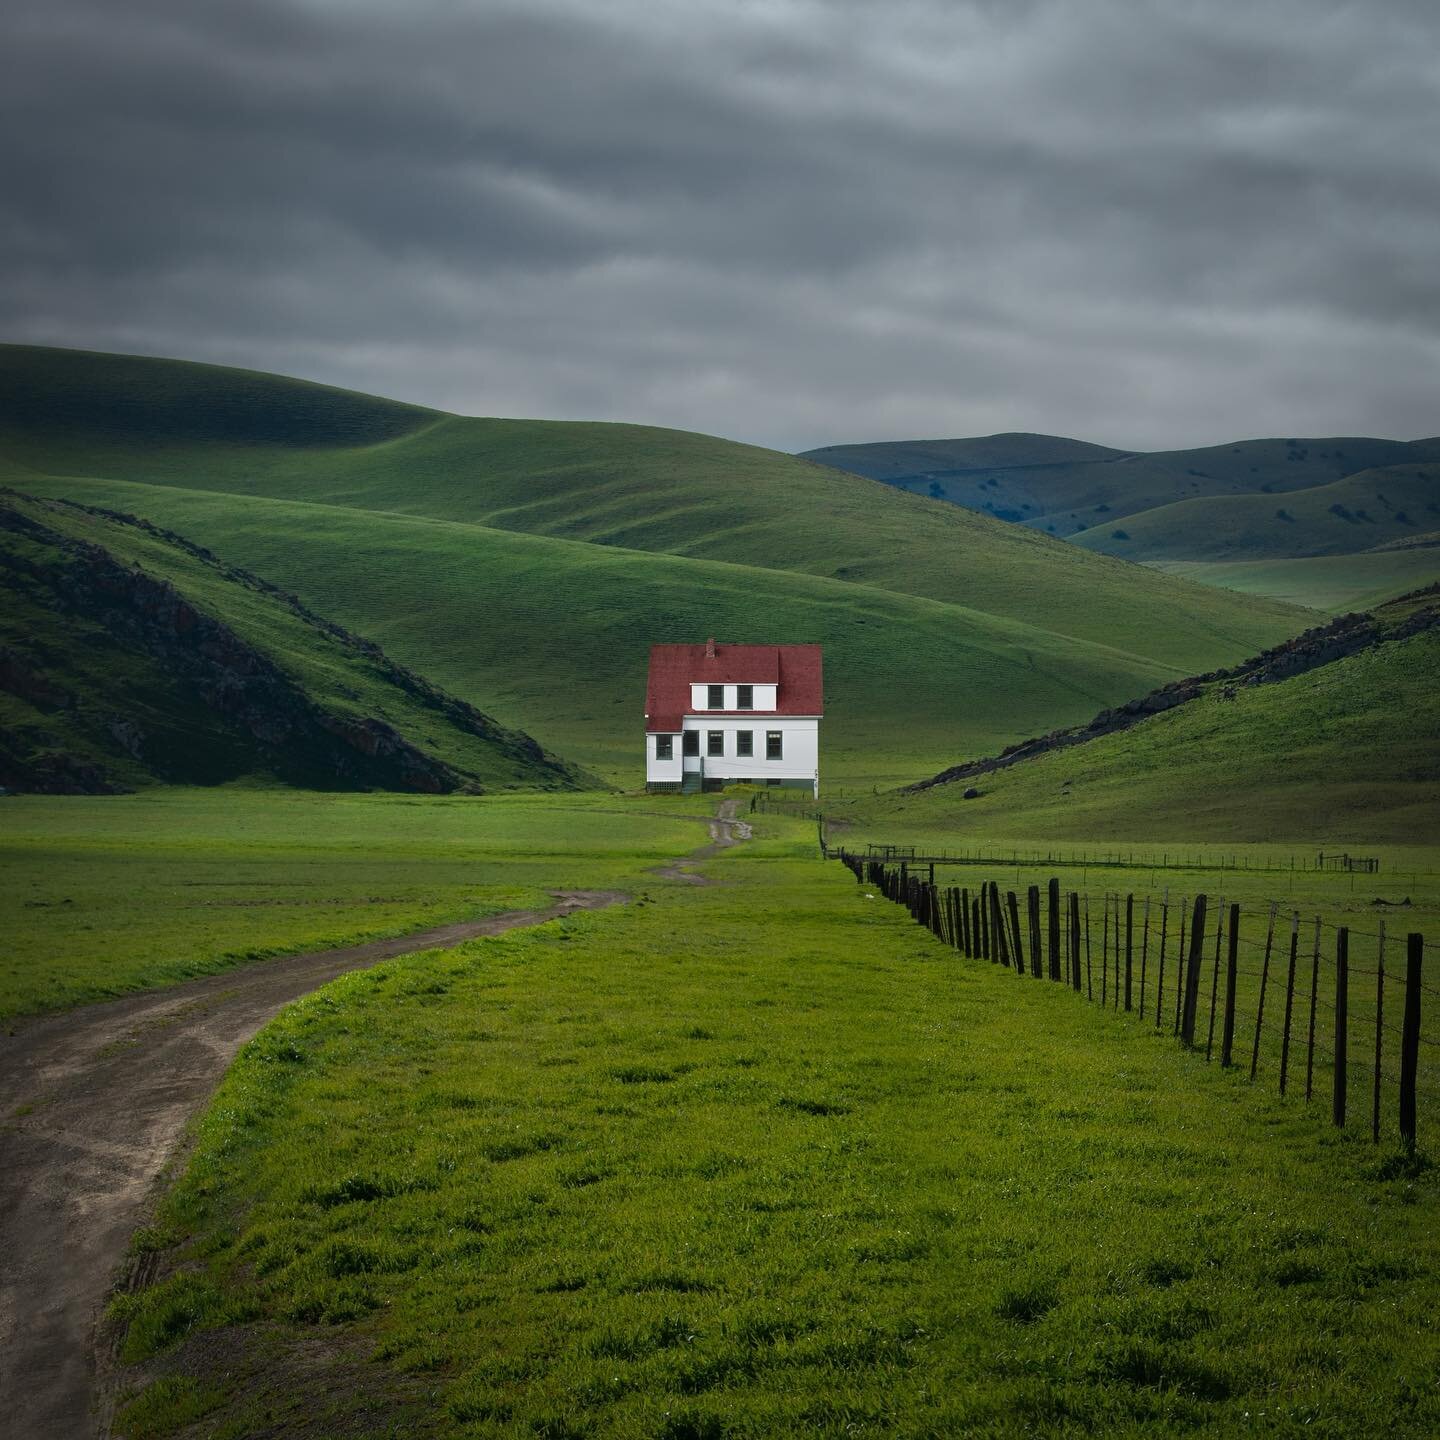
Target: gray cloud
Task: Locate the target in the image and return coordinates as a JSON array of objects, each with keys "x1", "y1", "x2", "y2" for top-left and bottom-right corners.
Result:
[{"x1": 2, "y1": 0, "x2": 1437, "y2": 450}]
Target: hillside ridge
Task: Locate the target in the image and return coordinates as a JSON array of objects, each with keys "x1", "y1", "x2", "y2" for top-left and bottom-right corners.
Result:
[
  {"x1": 0, "y1": 490, "x2": 590, "y2": 794},
  {"x1": 912, "y1": 585, "x2": 1440, "y2": 794},
  {"x1": 1, "y1": 344, "x2": 1324, "y2": 784}
]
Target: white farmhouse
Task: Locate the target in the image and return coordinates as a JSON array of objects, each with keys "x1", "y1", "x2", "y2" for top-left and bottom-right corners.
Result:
[{"x1": 645, "y1": 639, "x2": 823, "y2": 796}]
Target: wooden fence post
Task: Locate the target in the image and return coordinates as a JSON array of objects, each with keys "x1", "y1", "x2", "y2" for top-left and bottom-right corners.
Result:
[
  {"x1": 1048, "y1": 878, "x2": 1061, "y2": 981},
  {"x1": 1250, "y1": 902, "x2": 1279, "y2": 1082},
  {"x1": 1069, "y1": 892, "x2": 1082, "y2": 992},
  {"x1": 1279, "y1": 911, "x2": 1299, "y2": 1095},
  {"x1": 1333, "y1": 927, "x2": 1349, "y2": 1128},
  {"x1": 1084, "y1": 895, "x2": 1093, "y2": 1000},
  {"x1": 1205, "y1": 897, "x2": 1225, "y2": 1062},
  {"x1": 1027, "y1": 885, "x2": 1043, "y2": 979},
  {"x1": 1400, "y1": 934, "x2": 1423, "y2": 1149},
  {"x1": 1181, "y1": 895, "x2": 1208, "y2": 1046},
  {"x1": 1155, "y1": 892, "x2": 1169, "y2": 1031},
  {"x1": 1372, "y1": 921, "x2": 1385, "y2": 1144},
  {"x1": 1125, "y1": 894, "x2": 1135, "y2": 1012},
  {"x1": 1007, "y1": 890, "x2": 1026, "y2": 975},
  {"x1": 1138, "y1": 895, "x2": 1152, "y2": 1019},
  {"x1": 961, "y1": 888, "x2": 972, "y2": 956},
  {"x1": 1305, "y1": 917, "x2": 1320, "y2": 1102},
  {"x1": 989, "y1": 884, "x2": 1009, "y2": 969},
  {"x1": 1220, "y1": 903, "x2": 1240, "y2": 1067},
  {"x1": 1174, "y1": 899, "x2": 1188, "y2": 1036},
  {"x1": 1101, "y1": 895, "x2": 1110, "y2": 1007}
]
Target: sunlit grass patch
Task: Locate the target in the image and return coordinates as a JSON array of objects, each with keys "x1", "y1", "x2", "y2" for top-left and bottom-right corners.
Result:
[{"x1": 109, "y1": 833, "x2": 1440, "y2": 1436}]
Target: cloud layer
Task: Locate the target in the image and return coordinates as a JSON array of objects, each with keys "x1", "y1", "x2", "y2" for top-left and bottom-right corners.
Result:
[{"x1": 4, "y1": 0, "x2": 1437, "y2": 449}]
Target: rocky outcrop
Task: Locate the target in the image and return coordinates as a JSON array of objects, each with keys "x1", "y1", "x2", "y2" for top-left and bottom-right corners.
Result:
[
  {"x1": 0, "y1": 494, "x2": 585, "y2": 794},
  {"x1": 912, "y1": 592, "x2": 1440, "y2": 793}
]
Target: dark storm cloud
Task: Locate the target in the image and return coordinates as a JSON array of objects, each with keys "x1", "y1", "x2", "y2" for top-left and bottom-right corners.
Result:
[{"x1": 2, "y1": 0, "x2": 1437, "y2": 448}]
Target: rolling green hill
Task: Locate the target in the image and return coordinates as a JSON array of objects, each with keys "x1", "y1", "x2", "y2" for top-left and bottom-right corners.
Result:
[
  {"x1": 0, "y1": 491, "x2": 588, "y2": 794},
  {"x1": 803, "y1": 430, "x2": 1440, "y2": 539},
  {"x1": 802, "y1": 429, "x2": 1440, "y2": 611},
  {"x1": 1073, "y1": 463, "x2": 1440, "y2": 560},
  {"x1": 4, "y1": 473, "x2": 1200, "y2": 786},
  {"x1": 0, "y1": 345, "x2": 1316, "y2": 785},
  {"x1": 1149, "y1": 549, "x2": 1440, "y2": 613},
  {"x1": 836, "y1": 590, "x2": 1440, "y2": 845}
]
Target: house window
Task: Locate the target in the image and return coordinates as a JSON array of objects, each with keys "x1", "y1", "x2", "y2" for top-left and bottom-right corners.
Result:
[
  {"x1": 766, "y1": 730, "x2": 783, "y2": 760},
  {"x1": 683, "y1": 730, "x2": 700, "y2": 757},
  {"x1": 707, "y1": 730, "x2": 725, "y2": 757},
  {"x1": 736, "y1": 730, "x2": 753, "y2": 757},
  {"x1": 655, "y1": 734, "x2": 674, "y2": 760},
  {"x1": 737, "y1": 684, "x2": 753, "y2": 710},
  {"x1": 707, "y1": 684, "x2": 724, "y2": 708}
]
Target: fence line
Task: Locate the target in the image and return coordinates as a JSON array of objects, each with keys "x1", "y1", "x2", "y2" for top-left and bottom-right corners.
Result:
[
  {"x1": 836, "y1": 850, "x2": 1430, "y2": 1151},
  {"x1": 813, "y1": 836, "x2": 1413, "y2": 877}
]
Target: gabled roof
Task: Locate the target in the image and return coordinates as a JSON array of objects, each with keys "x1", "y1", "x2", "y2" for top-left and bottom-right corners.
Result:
[{"x1": 645, "y1": 642, "x2": 823, "y2": 733}]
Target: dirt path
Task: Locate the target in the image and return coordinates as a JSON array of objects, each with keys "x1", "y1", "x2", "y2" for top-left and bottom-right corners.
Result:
[
  {"x1": 0, "y1": 889, "x2": 625, "y2": 1440},
  {"x1": 650, "y1": 797, "x2": 752, "y2": 882}
]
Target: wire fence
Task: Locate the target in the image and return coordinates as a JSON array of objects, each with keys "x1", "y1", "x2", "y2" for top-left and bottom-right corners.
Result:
[{"x1": 836, "y1": 851, "x2": 1433, "y2": 1151}]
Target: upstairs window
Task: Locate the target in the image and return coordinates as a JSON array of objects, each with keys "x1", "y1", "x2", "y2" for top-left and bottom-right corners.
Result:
[
  {"x1": 683, "y1": 730, "x2": 700, "y2": 757},
  {"x1": 737, "y1": 684, "x2": 753, "y2": 710},
  {"x1": 655, "y1": 734, "x2": 674, "y2": 760},
  {"x1": 707, "y1": 730, "x2": 725, "y2": 757},
  {"x1": 736, "y1": 730, "x2": 753, "y2": 757},
  {"x1": 766, "y1": 730, "x2": 783, "y2": 760},
  {"x1": 707, "y1": 684, "x2": 724, "y2": 708}
]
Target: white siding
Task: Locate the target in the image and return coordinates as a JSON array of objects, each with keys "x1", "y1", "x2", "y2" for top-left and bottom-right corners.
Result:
[
  {"x1": 644, "y1": 732, "x2": 684, "y2": 784},
  {"x1": 688, "y1": 682, "x2": 779, "y2": 711},
  {"x1": 681, "y1": 717, "x2": 818, "y2": 783}
]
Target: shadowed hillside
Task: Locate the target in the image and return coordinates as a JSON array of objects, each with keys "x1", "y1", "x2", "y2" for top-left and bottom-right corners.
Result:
[
  {"x1": 0, "y1": 491, "x2": 589, "y2": 794},
  {"x1": 803, "y1": 429, "x2": 1440, "y2": 610},
  {"x1": 803, "y1": 430, "x2": 1440, "y2": 540}
]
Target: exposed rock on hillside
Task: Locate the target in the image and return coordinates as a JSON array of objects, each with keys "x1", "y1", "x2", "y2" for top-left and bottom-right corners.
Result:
[
  {"x1": 0, "y1": 493, "x2": 588, "y2": 794},
  {"x1": 912, "y1": 590, "x2": 1440, "y2": 793}
]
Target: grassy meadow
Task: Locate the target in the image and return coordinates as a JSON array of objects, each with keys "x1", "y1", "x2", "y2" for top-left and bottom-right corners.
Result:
[
  {"x1": 105, "y1": 811, "x2": 1440, "y2": 1438},
  {"x1": 0, "y1": 790, "x2": 710, "y2": 1022},
  {"x1": 824, "y1": 624, "x2": 1440, "y2": 851},
  {"x1": 4, "y1": 345, "x2": 1437, "y2": 1437},
  {"x1": 1150, "y1": 550, "x2": 1440, "y2": 613}
]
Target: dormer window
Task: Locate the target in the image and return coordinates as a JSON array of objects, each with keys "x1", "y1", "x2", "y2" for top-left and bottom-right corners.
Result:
[
  {"x1": 707, "y1": 684, "x2": 724, "y2": 708},
  {"x1": 737, "y1": 684, "x2": 753, "y2": 710}
]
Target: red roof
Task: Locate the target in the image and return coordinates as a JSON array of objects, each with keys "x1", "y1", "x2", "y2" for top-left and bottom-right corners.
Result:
[{"x1": 645, "y1": 643, "x2": 823, "y2": 733}]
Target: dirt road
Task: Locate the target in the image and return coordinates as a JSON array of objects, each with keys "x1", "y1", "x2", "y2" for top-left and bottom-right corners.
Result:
[
  {"x1": 651, "y1": 797, "x2": 752, "y2": 882},
  {"x1": 0, "y1": 888, "x2": 624, "y2": 1439}
]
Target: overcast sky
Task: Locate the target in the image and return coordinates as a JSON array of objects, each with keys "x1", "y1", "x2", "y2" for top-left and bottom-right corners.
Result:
[{"x1": 3, "y1": 0, "x2": 1436, "y2": 451}]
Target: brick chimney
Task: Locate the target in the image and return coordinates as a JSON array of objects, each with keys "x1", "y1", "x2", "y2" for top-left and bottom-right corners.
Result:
[{"x1": 705, "y1": 636, "x2": 716, "y2": 659}]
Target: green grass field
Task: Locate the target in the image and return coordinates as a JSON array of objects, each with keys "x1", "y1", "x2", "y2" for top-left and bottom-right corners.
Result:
[
  {"x1": 825, "y1": 622, "x2": 1440, "y2": 850},
  {"x1": 1149, "y1": 550, "x2": 1440, "y2": 612},
  {"x1": 1, "y1": 345, "x2": 1313, "y2": 785},
  {"x1": 0, "y1": 790, "x2": 709, "y2": 1021},
  {"x1": 5, "y1": 344, "x2": 1438, "y2": 1438},
  {"x1": 105, "y1": 812, "x2": 1440, "y2": 1438}
]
